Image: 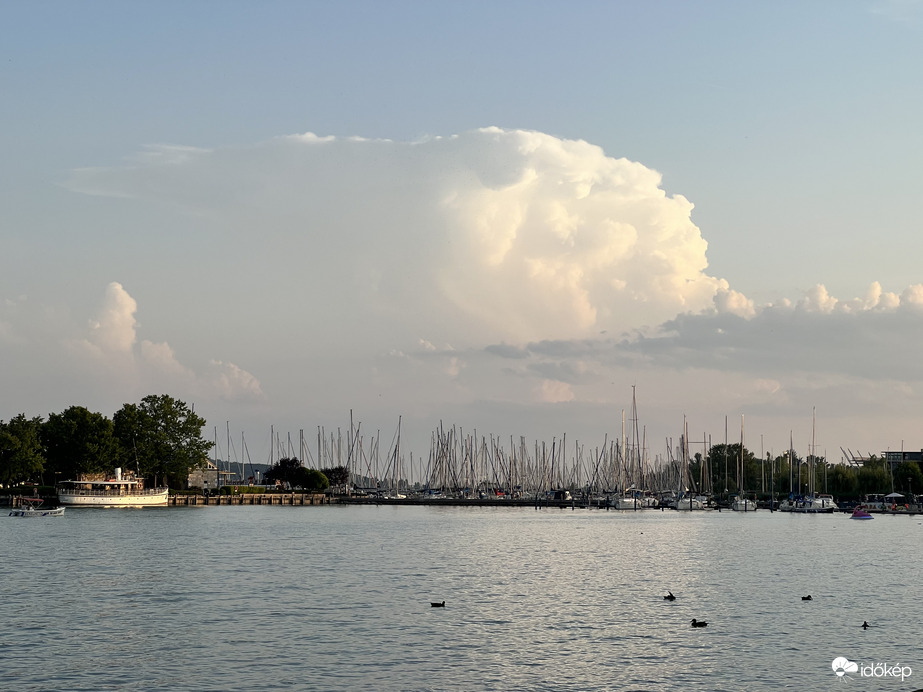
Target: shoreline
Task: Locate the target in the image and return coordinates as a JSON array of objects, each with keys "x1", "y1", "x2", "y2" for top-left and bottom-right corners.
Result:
[{"x1": 7, "y1": 493, "x2": 923, "y2": 514}]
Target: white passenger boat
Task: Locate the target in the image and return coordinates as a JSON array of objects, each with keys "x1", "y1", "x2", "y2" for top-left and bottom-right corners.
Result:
[
  {"x1": 57, "y1": 468, "x2": 168, "y2": 507},
  {"x1": 9, "y1": 498, "x2": 66, "y2": 517}
]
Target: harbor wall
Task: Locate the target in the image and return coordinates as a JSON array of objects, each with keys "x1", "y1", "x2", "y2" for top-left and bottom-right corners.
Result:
[{"x1": 169, "y1": 493, "x2": 329, "y2": 506}]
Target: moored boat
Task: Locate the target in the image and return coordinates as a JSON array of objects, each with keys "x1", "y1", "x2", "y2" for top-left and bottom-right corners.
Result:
[
  {"x1": 674, "y1": 494, "x2": 705, "y2": 511},
  {"x1": 731, "y1": 494, "x2": 757, "y2": 512},
  {"x1": 804, "y1": 493, "x2": 838, "y2": 513},
  {"x1": 57, "y1": 468, "x2": 168, "y2": 507},
  {"x1": 781, "y1": 493, "x2": 839, "y2": 513},
  {"x1": 861, "y1": 494, "x2": 884, "y2": 511},
  {"x1": 612, "y1": 489, "x2": 659, "y2": 509},
  {"x1": 9, "y1": 498, "x2": 65, "y2": 517}
]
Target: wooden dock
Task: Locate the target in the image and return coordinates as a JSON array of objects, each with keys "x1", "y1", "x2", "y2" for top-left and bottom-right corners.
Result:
[{"x1": 169, "y1": 493, "x2": 329, "y2": 506}]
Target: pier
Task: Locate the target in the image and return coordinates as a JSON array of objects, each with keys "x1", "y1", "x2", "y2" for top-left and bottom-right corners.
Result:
[{"x1": 169, "y1": 492, "x2": 329, "y2": 506}]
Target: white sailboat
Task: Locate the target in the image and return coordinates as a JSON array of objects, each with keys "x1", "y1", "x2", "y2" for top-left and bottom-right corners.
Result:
[
  {"x1": 675, "y1": 418, "x2": 704, "y2": 510},
  {"x1": 612, "y1": 388, "x2": 658, "y2": 509},
  {"x1": 731, "y1": 415, "x2": 757, "y2": 512}
]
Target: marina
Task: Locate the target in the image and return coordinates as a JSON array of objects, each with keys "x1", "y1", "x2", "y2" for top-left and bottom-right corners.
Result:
[{"x1": 9, "y1": 490, "x2": 923, "y2": 515}]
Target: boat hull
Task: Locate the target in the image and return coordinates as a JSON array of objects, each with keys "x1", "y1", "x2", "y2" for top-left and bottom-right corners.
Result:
[
  {"x1": 58, "y1": 490, "x2": 168, "y2": 507},
  {"x1": 9, "y1": 507, "x2": 66, "y2": 517},
  {"x1": 780, "y1": 494, "x2": 839, "y2": 513},
  {"x1": 675, "y1": 498, "x2": 705, "y2": 510},
  {"x1": 612, "y1": 498, "x2": 658, "y2": 509}
]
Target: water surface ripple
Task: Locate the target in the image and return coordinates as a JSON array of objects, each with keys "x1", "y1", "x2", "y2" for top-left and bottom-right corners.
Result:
[{"x1": 3, "y1": 505, "x2": 919, "y2": 690}]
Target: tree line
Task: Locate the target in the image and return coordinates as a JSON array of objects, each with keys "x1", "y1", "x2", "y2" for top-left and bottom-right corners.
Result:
[
  {"x1": 0, "y1": 394, "x2": 212, "y2": 489},
  {"x1": 262, "y1": 457, "x2": 350, "y2": 492}
]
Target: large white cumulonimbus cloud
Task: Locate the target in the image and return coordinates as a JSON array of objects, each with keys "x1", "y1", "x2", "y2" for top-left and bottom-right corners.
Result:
[
  {"x1": 68, "y1": 128, "x2": 730, "y2": 345},
  {"x1": 13, "y1": 127, "x2": 923, "y2": 455}
]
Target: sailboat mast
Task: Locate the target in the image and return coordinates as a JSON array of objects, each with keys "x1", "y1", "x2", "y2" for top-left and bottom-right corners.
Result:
[
  {"x1": 811, "y1": 407, "x2": 816, "y2": 496},
  {"x1": 214, "y1": 426, "x2": 219, "y2": 489},
  {"x1": 739, "y1": 414, "x2": 745, "y2": 495}
]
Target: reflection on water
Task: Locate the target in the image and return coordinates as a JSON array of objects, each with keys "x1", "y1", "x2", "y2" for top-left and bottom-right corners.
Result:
[{"x1": 2, "y1": 505, "x2": 920, "y2": 690}]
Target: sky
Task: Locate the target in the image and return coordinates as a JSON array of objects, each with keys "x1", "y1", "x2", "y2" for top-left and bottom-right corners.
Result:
[{"x1": 2, "y1": 0, "x2": 923, "y2": 475}]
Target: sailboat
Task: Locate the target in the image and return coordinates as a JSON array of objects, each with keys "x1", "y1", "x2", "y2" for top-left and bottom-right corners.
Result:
[
  {"x1": 731, "y1": 415, "x2": 757, "y2": 511},
  {"x1": 788, "y1": 409, "x2": 838, "y2": 513},
  {"x1": 675, "y1": 419, "x2": 704, "y2": 510},
  {"x1": 612, "y1": 387, "x2": 658, "y2": 509}
]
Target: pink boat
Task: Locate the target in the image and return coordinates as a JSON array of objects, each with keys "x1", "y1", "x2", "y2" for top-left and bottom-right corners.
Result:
[{"x1": 851, "y1": 507, "x2": 873, "y2": 520}]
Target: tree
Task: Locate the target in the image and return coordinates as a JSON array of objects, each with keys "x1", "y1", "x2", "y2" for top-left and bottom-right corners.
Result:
[
  {"x1": 857, "y1": 457, "x2": 891, "y2": 496},
  {"x1": 264, "y1": 457, "x2": 304, "y2": 486},
  {"x1": 704, "y1": 443, "x2": 758, "y2": 496},
  {"x1": 301, "y1": 468, "x2": 329, "y2": 491},
  {"x1": 320, "y1": 465, "x2": 349, "y2": 486},
  {"x1": 893, "y1": 461, "x2": 923, "y2": 498},
  {"x1": 112, "y1": 394, "x2": 212, "y2": 488},
  {"x1": 828, "y1": 463, "x2": 859, "y2": 498},
  {"x1": 0, "y1": 414, "x2": 45, "y2": 486},
  {"x1": 265, "y1": 458, "x2": 330, "y2": 491},
  {"x1": 42, "y1": 406, "x2": 118, "y2": 481}
]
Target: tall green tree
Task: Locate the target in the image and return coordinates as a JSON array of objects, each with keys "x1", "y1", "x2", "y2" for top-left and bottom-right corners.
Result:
[
  {"x1": 112, "y1": 394, "x2": 212, "y2": 488},
  {"x1": 302, "y1": 468, "x2": 329, "y2": 491},
  {"x1": 264, "y1": 457, "x2": 304, "y2": 486},
  {"x1": 893, "y1": 461, "x2": 923, "y2": 498},
  {"x1": 857, "y1": 457, "x2": 891, "y2": 496},
  {"x1": 703, "y1": 443, "x2": 758, "y2": 496},
  {"x1": 0, "y1": 414, "x2": 45, "y2": 486},
  {"x1": 264, "y1": 458, "x2": 330, "y2": 490},
  {"x1": 828, "y1": 463, "x2": 859, "y2": 498},
  {"x1": 42, "y1": 406, "x2": 118, "y2": 481},
  {"x1": 320, "y1": 465, "x2": 349, "y2": 486}
]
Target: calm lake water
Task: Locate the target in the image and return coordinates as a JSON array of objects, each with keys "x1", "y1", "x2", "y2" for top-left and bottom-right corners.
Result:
[{"x1": 3, "y1": 504, "x2": 921, "y2": 691}]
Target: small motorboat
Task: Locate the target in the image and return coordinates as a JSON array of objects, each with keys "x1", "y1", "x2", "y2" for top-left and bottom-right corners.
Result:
[
  {"x1": 851, "y1": 507, "x2": 873, "y2": 520},
  {"x1": 9, "y1": 498, "x2": 66, "y2": 517}
]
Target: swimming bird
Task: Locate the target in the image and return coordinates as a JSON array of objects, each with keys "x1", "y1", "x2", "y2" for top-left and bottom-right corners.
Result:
[
  {"x1": 862, "y1": 621, "x2": 870, "y2": 629},
  {"x1": 431, "y1": 601, "x2": 445, "y2": 608},
  {"x1": 664, "y1": 591, "x2": 676, "y2": 601},
  {"x1": 690, "y1": 619, "x2": 708, "y2": 628},
  {"x1": 802, "y1": 595, "x2": 812, "y2": 601}
]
